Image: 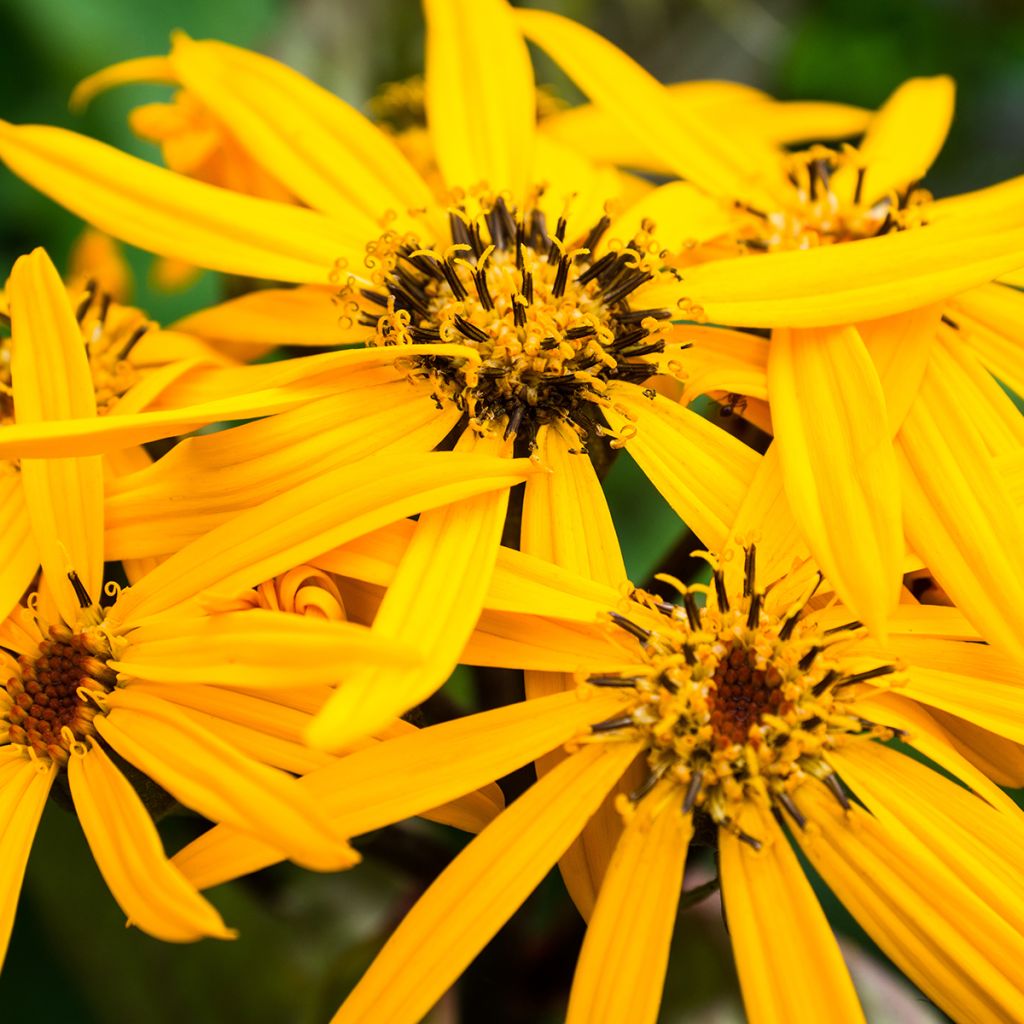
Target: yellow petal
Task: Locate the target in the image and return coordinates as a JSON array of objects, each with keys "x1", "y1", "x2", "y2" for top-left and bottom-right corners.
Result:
[
  {"x1": 68, "y1": 743, "x2": 233, "y2": 941},
  {"x1": 567, "y1": 798, "x2": 690, "y2": 1024},
  {"x1": 855, "y1": 692, "x2": 1021, "y2": 814},
  {"x1": 721, "y1": 802, "x2": 864, "y2": 1024},
  {"x1": 318, "y1": 517, "x2": 620, "y2": 622},
  {"x1": 855, "y1": 76, "x2": 955, "y2": 202},
  {"x1": 645, "y1": 218, "x2": 1024, "y2": 327},
  {"x1": 169, "y1": 37, "x2": 435, "y2": 231},
  {"x1": 829, "y1": 741, "x2": 1024, "y2": 937},
  {"x1": 856, "y1": 304, "x2": 941, "y2": 436},
  {"x1": 306, "y1": 440, "x2": 510, "y2": 751},
  {"x1": 522, "y1": 421, "x2": 626, "y2": 585},
  {"x1": 0, "y1": 121, "x2": 361, "y2": 282},
  {"x1": 104, "y1": 385, "x2": 458, "y2": 560},
  {"x1": 515, "y1": 9, "x2": 783, "y2": 208},
  {"x1": 424, "y1": 0, "x2": 535, "y2": 197},
  {"x1": 897, "y1": 345, "x2": 1024, "y2": 660},
  {"x1": 673, "y1": 324, "x2": 770, "y2": 403},
  {"x1": 768, "y1": 325, "x2": 902, "y2": 638},
  {"x1": 949, "y1": 283, "x2": 1024, "y2": 399},
  {"x1": 607, "y1": 181, "x2": 735, "y2": 250},
  {"x1": 0, "y1": 754, "x2": 54, "y2": 971},
  {"x1": 175, "y1": 689, "x2": 632, "y2": 890},
  {"x1": 9, "y1": 248, "x2": 103, "y2": 619},
  {"x1": 113, "y1": 608, "x2": 417, "y2": 687},
  {"x1": 605, "y1": 384, "x2": 761, "y2": 550},
  {"x1": 173, "y1": 286, "x2": 367, "y2": 348},
  {"x1": 70, "y1": 55, "x2": 177, "y2": 111},
  {"x1": 925, "y1": 705, "x2": 1024, "y2": 790},
  {"x1": 0, "y1": 474, "x2": 38, "y2": 622},
  {"x1": 331, "y1": 741, "x2": 641, "y2": 1024},
  {"x1": 110, "y1": 449, "x2": 533, "y2": 626},
  {"x1": 795, "y1": 783, "x2": 1024, "y2": 1024},
  {"x1": 96, "y1": 689, "x2": 356, "y2": 872},
  {"x1": 721, "y1": 441, "x2": 809, "y2": 594}
]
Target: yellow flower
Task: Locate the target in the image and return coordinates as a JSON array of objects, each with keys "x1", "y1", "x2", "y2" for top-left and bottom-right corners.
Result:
[
  {"x1": 170, "y1": 543, "x2": 1024, "y2": 1024},
  {"x1": 0, "y1": 0, "x2": 775, "y2": 751},
  {"x1": 516, "y1": 9, "x2": 1024, "y2": 657}
]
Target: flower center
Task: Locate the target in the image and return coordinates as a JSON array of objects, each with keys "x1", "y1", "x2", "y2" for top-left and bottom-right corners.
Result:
[
  {"x1": 587, "y1": 551, "x2": 896, "y2": 846},
  {"x1": 741, "y1": 147, "x2": 932, "y2": 253},
  {"x1": 347, "y1": 196, "x2": 673, "y2": 447},
  {"x1": 4, "y1": 621, "x2": 115, "y2": 765}
]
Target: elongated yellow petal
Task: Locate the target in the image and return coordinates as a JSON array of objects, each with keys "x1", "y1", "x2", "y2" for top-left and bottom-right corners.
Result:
[
  {"x1": 927, "y1": 706, "x2": 1024, "y2": 789},
  {"x1": 0, "y1": 754, "x2": 53, "y2": 971},
  {"x1": 721, "y1": 802, "x2": 864, "y2": 1024},
  {"x1": 644, "y1": 218, "x2": 1024, "y2": 327},
  {"x1": 0, "y1": 122, "x2": 360, "y2": 282},
  {"x1": 169, "y1": 37, "x2": 435, "y2": 230},
  {"x1": 855, "y1": 76, "x2": 955, "y2": 202},
  {"x1": 9, "y1": 248, "x2": 103, "y2": 620},
  {"x1": 173, "y1": 286, "x2": 367, "y2": 347},
  {"x1": 769, "y1": 326, "x2": 902, "y2": 638},
  {"x1": 317, "y1": 517, "x2": 620, "y2": 622},
  {"x1": 522, "y1": 422, "x2": 626, "y2": 585},
  {"x1": 70, "y1": 55, "x2": 177, "y2": 111},
  {"x1": 425, "y1": 0, "x2": 535, "y2": 197},
  {"x1": 332, "y1": 741, "x2": 640, "y2": 1024},
  {"x1": 110, "y1": 450, "x2": 533, "y2": 626},
  {"x1": 516, "y1": 9, "x2": 783, "y2": 207},
  {"x1": 928, "y1": 174, "x2": 1024, "y2": 228},
  {"x1": 605, "y1": 384, "x2": 761, "y2": 550},
  {"x1": 795, "y1": 782, "x2": 1024, "y2": 1023},
  {"x1": 897, "y1": 345, "x2": 1024, "y2": 660},
  {"x1": 105, "y1": 387, "x2": 457, "y2": 559},
  {"x1": 306, "y1": 445, "x2": 509, "y2": 751},
  {"x1": 949, "y1": 283, "x2": 1024, "y2": 398},
  {"x1": 0, "y1": 475, "x2": 38, "y2": 622},
  {"x1": 857, "y1": 304, "x2": 940, "y2": 436},
  {"x1": 830, "y1": 742, "x2": 1024, "y2": 936},
  {"x1": 68, "y1": 744, "x2": 233, "y2": 941},
  {"x1": 114, "y1": 608, "x2": 417, "y2": 687},
  {"x1": 673, "y1": 324, "x2": 770, "y2": 403},
  {"x1": 567, "y1": 798, "x2": 690, "y2": 1024},
  {"x1": 521, "y1": 421, "x2": 633, "y2": 917},
  {"x1": 96, "y1": 689, "x2": 356, "y2": 872},
  {"x1": 543, "y1": 89, "x2": 868, "y2": 174},
  {"x1": 608, "y1": 181, "x2": 734, "y2": 250},
  {"x1": 175, "y1": 689, "x2": 632, "y2": 890},
  {"x1": 855, "y1": 692, "x2": 1021, "y2": 814},
  {"x1": 721, "y1": 442, "x2": 809, "y2": 594}
]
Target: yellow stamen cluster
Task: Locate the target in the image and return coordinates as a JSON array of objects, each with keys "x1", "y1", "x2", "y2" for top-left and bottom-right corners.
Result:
[
  {"x1": 74, "y1": 283, "x2": 148, "y2": 413},
  {"x1": 586, "y1": 560, "x2": 894, "y2": 845},
  {"x1": 4, "y1": 620, "x2": 115, "y2": 765},
  {"x1": 740, "y1": 145, "x2": 932, "y2": 252},
  {"x1": 344, "y1": 197, "x2": 673, "y2": 446}
]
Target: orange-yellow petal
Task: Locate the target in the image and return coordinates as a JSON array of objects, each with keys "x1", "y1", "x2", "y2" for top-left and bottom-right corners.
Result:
[{"x1": 768, "y1": 325, "x2": 902, "y2": 639}]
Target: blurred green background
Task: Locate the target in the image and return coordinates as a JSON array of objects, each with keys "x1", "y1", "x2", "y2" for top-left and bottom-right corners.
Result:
[{"x1": 1, "y1": 0, "x2": 1020, "y2": 1020}]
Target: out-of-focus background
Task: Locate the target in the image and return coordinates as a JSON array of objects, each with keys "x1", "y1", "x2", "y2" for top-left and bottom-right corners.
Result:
[{"x1": 0, "y1": 0, "x2": 1020, "y2": 1020}]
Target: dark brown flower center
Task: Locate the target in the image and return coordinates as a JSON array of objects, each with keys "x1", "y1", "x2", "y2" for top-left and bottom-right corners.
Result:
[{"x1": 5, "y1": 624, "x2": 115, "y2": 764}]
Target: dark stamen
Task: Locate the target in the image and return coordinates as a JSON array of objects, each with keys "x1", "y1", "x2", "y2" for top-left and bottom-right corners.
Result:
[
  {"x1": 824, "y1": 772, "x2": 851, "y2": 810},
  {"x1": 835, "y1": 664, "x2": 897, "y2": 688},
  {"x1": 552, "y1": 254, "x2": 571, "y2": 298},
  {"x1": 522, "y1": 269, "x2": 534, "y2": 304},
  {"x1": 682, "y1": 770, "x2": 704, "y2": 812},
  {"x1": 452, "y1": 314, "x2": 489, "y2": 343},
  {"x1": 812, "y1": 670, "x2": 839, "y2": 697},
  {"x1": 681, "y1": 592, "x2": 701, "y2": 631},
  {"x1": 743, "y1": 545, "x2": 756, "y2": 598},
  {"x1": 746, "y1": 593, "x2": 762, "y2": 629},
  {"x1": 474, "y1": 269, "x2": 493, "y2": 311},
  {"x1": 440, "y1": 259, "x2": 468, "y2": 301},
  {"x1": 503, "y1": 404, "x2": 524, "y2": 441},
  {"x1": 777, "y1": 792, "x2": 807, "y2": 829},
  {"x1": 854, "y1": 166, "x2": 866, "y2": 205},
  {"x1": 74, "y1": 280, "x2": 97, "y2": 323},
  {"x1": 587, "y1": 675, "x2": 642, "y2": 688},
  {"x1": 116, "y1": 325, "x2": 147, "y2": 362},
  {"x1": 67, "y1": 571, "x2": 92, "y2": 609},
  {"x1": 713, "y1": 570, "x2": 729, "y2": 613},
  {"x1": 591, "y1": 714, "x2": 635, "y2": 734},
  {"x1": 798, "y1": 645, "x2": 823, "y2": 672},
  {"x1": 824, "y1": 620, "x2": 862, "y2": 636},
  {"x1": 512, "y1": 297, "x2": 527, "y2": 328},
  {"x1": 578, "y1": 215, "x2": 611, "y2": 260},
  {"x1": 608, "y1": 611, "x2": 651, "y2": 643}
]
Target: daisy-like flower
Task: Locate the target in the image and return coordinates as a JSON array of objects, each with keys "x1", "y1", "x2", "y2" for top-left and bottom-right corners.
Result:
[
  {"x1": 168, "y1": 539, "x2": 1024, "y2": 1024},
  {"x1": 516, "y1": 8, "x2": 1024, "y2": 660},
  {"x1": 0, "y1": 252, "x2": 533, "y2": 965},
  {"x1": 0, "y1": 0, "x2": 770, "y2": 753}
]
